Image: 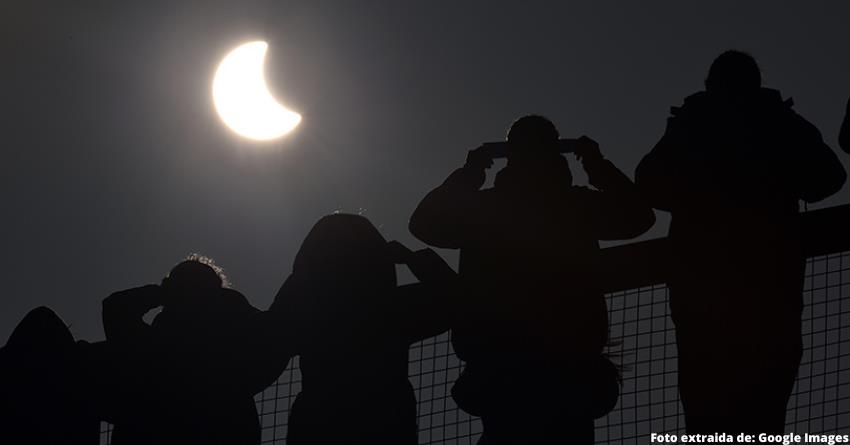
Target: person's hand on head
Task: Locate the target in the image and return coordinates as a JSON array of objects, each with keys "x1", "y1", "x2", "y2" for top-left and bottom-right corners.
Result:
[
  {"x1": 465, "y1": 145, "x2": 495, "y2": 171},
  {"x1": 461, "y1": 145, "x2": 495, "y2": 189},
  {"x1": 124, "y1": 284, "x2": 164, "y2": 312},
  {"x1": 158, "y1": 277, "x2": 182, "y2": 306},
  {"x1": 574, "y1": 136, "x2": 603, "y2": 163}
]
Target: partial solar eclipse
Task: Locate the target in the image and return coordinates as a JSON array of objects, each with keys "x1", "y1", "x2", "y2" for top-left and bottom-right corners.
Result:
[{"x1": 212, "y1": 41, "x2": 302, "y2": 140}]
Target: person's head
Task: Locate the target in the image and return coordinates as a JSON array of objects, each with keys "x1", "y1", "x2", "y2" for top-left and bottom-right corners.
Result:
[
  {"x1": 499, "y1": 115, "x2": 573, "y2": 187},
  {"x1": 4, "y1": 307, "x2": 74, "y2": 358},
  {"x1": 705, "y1": 50, "x2": 761, "y2": 95},
  {"x1": 506, "y1": 115, "x2": 560, "y2": 163},
  {"x1": 293, "y1": 213, "x2": 396, "y2": 293},
  {"x1": 161, "y1": 254, "x2": 227, "y2": 303}
]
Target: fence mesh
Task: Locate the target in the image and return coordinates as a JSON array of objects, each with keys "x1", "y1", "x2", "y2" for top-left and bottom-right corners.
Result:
[{"x1": 99, "y1": 252, "x2": 850, "y2": 444}]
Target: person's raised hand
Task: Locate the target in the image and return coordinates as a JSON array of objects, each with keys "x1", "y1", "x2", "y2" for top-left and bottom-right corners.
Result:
[
  {"x1": 574, "y1": 136, "x2": 603, "y2": 163},
  {"x1": 465, "y1": 145, "x2": 495, "y2": 171}
]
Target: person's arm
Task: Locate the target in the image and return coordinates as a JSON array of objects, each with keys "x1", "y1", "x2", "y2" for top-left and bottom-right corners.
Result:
[
  {"x1": 634, "y1": 116, "x2": 685, "y2": 213},
  {"x1": 839, "y1": 97, "x2": 850, "y2": 154},
  {"x1": 395, "y1": 283, "x2": 454, "y2": 343},
  {"x1": 387, "y1": 241, "x2": 457, "y2": 284},
  {"x1": 577, "y1": 138, "x2": 656, "y2": 240},
  {"x1": 787, "y1": 111, "x2": 846, "y2": 203},
  {"x1": 235, "y1": 311, "x2": 295, "y2": 394},
  {"x1": 409, "y1": 147, "x2": 491, "y2": 249},
  {"x1": 263, "y1": 273, "x2": 318, "y2": 357},
  {"x1": 268, "y1": 273, "x2": 317, "y2": 324},
  {"x1": 215, "y1": 290, "x2": 293, "y2": 396},
  {"x1": 101, "y1": 285, "x2": 163, "y2": 344},
  {"x1": 387, "y1": 241, "x2": 458, "y2": 342},
  {"x1": 219, "y1": 288, "x2": 261, "y2": 318}
]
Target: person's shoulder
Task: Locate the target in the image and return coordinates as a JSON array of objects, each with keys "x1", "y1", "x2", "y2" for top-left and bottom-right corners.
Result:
[
  {"x1": 219, "y1": 288, "x2": 259, "y2": 313},
  {"x1": 758, "y1": 87, "x2": 785, "y2": 103},
  {"x1": 682, "y1": 91, "x2": 709, "y2": 105},
  {"x1": 756, "y1": 88, "x2": 794, "y2": 114},
  {"x1": 674, "y1": 91, "x2": 710, "y2": 114},
  {"x1": 665, "y1": 91, "x2": 711, "y2": 127},
  {"x1": 758, "y1": 89, "x2": 816, "y2": 131},
  {"x1": 220, "y1": 288, "x2": 252, "y2": 304}
]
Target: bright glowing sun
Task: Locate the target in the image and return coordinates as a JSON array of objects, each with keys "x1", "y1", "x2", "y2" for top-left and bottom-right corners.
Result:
[{"x1": 212, "y1": 41, "x2": 302, "y2": 141}]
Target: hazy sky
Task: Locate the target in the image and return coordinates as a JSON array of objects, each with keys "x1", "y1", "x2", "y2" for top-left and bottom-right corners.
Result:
[{"x1": 2, "y1": 0, "x2": 849, "y2": 341}]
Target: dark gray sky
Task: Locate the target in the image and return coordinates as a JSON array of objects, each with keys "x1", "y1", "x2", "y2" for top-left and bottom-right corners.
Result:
[{"x1": 2, "y1": 0, "x2": 849, "y2": 341}]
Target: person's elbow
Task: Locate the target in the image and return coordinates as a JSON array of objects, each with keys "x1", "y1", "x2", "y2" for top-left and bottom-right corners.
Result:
[
  {"x1": 101, "y1": 292, "x2": 121, "y2": 319},
  {"x1": 408, "y1": 210, "x2": 430, "y2": 243},
  {"x1": 101, "y1": 288, "x2": 137, "y2": 316},
  {"x1": 841, "y1": 98, "x2": 850, "y2": 153},
  {"x1": 637, "y1": 206, "x2": 657, "y2": 236},
  {"x1": 840, "y1": 127, "x2": 850, "y2": 154},
  {"x1": 101, "y1": 294, "x2": 122, "y2": 339},
  {"x1": 408, "y1": 215, "x2": 461, "y2": 250},
  {"x1": 634, "y1": 180, "x2": 673, "y2": 213},
  {"x1": 599, "y1": 202, "x2": 657, "y2": 241},
  {"x1": 408, "y1": 219, "x2": 459, "y2": 249},
  {"x1": 802, "y1": 159, "x2": 847, "y2": 203},
  {"x1": 635, "y1": 180, "x2": 670, "y2": 214},
  {"x1": 611, "y1": 170, "x2": 659, "y2": 238},
  {"x1": 623, "y1": 205, "x2": 657, "y2": 239}
]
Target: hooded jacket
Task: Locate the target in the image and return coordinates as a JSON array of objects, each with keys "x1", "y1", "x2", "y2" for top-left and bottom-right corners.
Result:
[{"x1": 635, "y1": 88, "x2": 846, "y2": 328}]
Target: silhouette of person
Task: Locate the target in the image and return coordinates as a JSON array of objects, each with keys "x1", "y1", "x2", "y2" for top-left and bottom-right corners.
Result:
[
  {"x1": 269, "y1": 213, "x2": 456, "y2": 445},
  {"x1": 635, "y1": 50, "x2": 846, "y2": 436},
  {"x1": 409, "y1": 115, "x2": 654, "y2": 444},
  {"x1": 840, "y1": 96, "x2": 850, "y2": 153},
  {"x1": 102, "y1": 255, "x2": 262, "y2": 445},
  {"x1": 0, "y1": 306, "x2": 100, "y2": 445}
]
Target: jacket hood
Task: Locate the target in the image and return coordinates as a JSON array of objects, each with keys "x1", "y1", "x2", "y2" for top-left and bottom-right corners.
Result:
[{"x1": 673, "y1": 88, "x2": 791, "y2": 118}]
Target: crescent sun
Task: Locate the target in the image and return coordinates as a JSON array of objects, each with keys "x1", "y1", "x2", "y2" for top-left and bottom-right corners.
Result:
[{"x1": 212, "y1": 41, "x2": 302, "y2": 141}]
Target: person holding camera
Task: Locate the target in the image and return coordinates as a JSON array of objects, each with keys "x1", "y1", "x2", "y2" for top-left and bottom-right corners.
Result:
[
  {"x1": 635, "y1": 50, "x2": 846, "y2": 436},
  {"x1": 409, "y1": 115, "x2": 654, "y2": 444}
]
